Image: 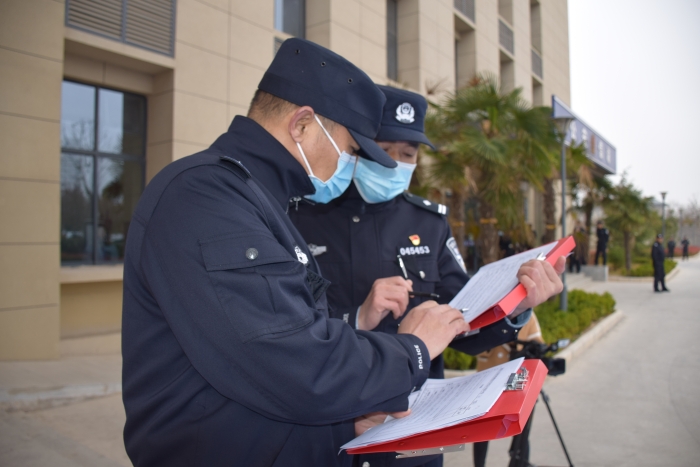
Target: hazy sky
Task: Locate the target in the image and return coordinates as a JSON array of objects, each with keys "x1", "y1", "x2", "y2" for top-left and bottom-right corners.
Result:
[{"x1": 568, "y1": 0, "x2": 700, "y2": 207}]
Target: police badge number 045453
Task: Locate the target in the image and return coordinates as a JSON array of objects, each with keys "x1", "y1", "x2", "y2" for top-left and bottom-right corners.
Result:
[
  {"x1": 446, "y1": 237, "x2": 467, "y2": 273},
  {"x1": 395, "y1": 102, "x2": 415, "y2": 124}
]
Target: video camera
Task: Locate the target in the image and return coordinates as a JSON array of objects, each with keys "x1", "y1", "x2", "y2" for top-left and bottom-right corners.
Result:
[{"x1": 510, "y1": 338, "x2": 570, "y2": 377}]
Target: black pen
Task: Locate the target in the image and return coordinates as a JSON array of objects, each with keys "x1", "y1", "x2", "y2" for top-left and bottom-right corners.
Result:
[
  {"x1": 409, "y1": 291, "x2": 440, "y2": 299},
  {"x1": 397, "y1": 255, "x2": 440, "y2": 299}
]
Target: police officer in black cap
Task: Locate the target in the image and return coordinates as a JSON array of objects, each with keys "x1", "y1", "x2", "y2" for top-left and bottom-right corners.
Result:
[
  {"x1": 652, "y1": 233, "x2": 669, "y2": 292},
  {"x1": 290, "y1": 86, "x2": 566, "y2": 467},
  {"x1": 121, "y1": 39, "x2": 472, "y2": 467}
]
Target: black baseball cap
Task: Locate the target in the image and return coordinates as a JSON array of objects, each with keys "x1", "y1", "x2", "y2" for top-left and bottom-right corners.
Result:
[
  {"x1": 375, "y1": 85, "x2": 435, "y2": 149},
  {"x1": 258, "y1": 38, "x2": 396, "y2": 168}
]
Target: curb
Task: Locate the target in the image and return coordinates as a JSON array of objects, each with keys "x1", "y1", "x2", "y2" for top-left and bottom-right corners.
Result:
[
  {"x1": 444, "y1": 309, "x2": 625, "y2": 378},
  {"x1": 609, "y1": 266, "x2": 680, "y2": 282},
  {"x1": 0, "y1": 382, "x2": 122, "y2": 412},
  {"x1": 555, "y1": 309, "x2": 624, "y2": 365}
]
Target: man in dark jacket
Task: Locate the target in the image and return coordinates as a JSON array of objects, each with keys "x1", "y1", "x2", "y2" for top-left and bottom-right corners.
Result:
[
  {"x1": 595, "y1": 220, "x2": 609, "y2": 265},
  {"x1": 652, "y1": 234, "x2": 669, "y2": 292},
  {"x1": 290, "y1": 86, "x2": 566, "y2": 467},
  {"x1": 121, "y1": 39, "x2": 471, "y2": 467},
  {"x1": 682, "y1": 236, "x2": 690, "y2": 260}
]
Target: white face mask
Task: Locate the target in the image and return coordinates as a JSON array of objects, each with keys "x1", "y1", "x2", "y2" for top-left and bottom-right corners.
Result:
[
  {"x1": 297, "y1": 115, "x2": 357, "y2": 204},
  {"x1": 353, "y1": 158, "x2": 416, "y2": 204}
]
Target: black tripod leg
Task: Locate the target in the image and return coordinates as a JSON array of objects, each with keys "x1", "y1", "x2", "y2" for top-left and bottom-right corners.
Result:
[
  {"x1": 508, "y1": 406, "x2": 534, "y2": 467},
  {"x1": 540, "y1": 390, "x2": 574, "y2": 467}
]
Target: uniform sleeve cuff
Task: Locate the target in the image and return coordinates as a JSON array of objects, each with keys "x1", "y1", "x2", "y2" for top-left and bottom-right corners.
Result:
[
  {"x1": 505, "y1": 308, "x2": 532, "y2": 328},
  {"x1": 391, "y1": 334, "x2": 431, "y2": 388}
]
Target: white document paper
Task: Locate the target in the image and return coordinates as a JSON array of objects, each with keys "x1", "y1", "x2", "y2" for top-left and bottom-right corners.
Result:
[
  {"x1": 342, "y1": 358, "x2": 525, "y2": 450},
  {"x1": 450, "y1": 242, "x2": 557, "y2": 323}
]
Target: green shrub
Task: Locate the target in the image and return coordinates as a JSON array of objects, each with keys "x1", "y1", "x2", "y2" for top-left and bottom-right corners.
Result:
[
  {"x1": 607, "y1": 246, "x2": 625, "y2": 270},
  {"x1": 535, "y1": 290, "x2": 615, "y2": 344},
  {"x1": 627, "y1": 259, "x2": 676, "y2": 277},
  {"x1": 443, "y1": 348, "x2": 475, "y2": 370},
  {"x1": 443, "y1": 290, "x2": 616, "y2": 369}
]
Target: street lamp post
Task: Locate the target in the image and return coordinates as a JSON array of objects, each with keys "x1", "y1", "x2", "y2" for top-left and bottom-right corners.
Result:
[
  {"x1": 557, "y1": 118, "x2": 573, "y2": 311},
  {"x1": 660, "y1": 191, "x2": 668, "y2": 239}
]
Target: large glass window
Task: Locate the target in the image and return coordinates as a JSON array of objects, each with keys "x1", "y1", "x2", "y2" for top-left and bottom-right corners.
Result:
[
  {"x1": 387, "y1": 0, "x2": 399, "y2": 81},
  {"x1": 60, "y1": 81, "x2": 146, "y2": 265},
  {"x1": 274, "y1": 0, "x2": 305, "y2": 38}
]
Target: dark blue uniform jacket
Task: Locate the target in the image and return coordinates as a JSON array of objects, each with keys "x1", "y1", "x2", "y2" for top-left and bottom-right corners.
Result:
[
  {"x1": 289, "y1": 184, "x2": 532, "y2": 467},
  {"x1": 121, "y1": 116, "x2": 431, "y2": 467}
]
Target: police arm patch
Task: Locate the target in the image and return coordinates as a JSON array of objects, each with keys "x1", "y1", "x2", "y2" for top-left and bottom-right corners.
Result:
[{"x1": 446, "y1": 237, "x2": 467, "y2": 273}]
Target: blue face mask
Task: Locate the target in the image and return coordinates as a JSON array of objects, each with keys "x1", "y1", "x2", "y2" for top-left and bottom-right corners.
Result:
[
  {"x1": 353, "y1": 158, "x2": 416, "y2": 204},
  {"x1": 298, "y1": 115, "x2": 357, "y2": 204}
]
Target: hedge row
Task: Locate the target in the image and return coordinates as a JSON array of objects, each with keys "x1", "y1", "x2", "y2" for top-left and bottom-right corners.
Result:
[
  {"x1": 443, "y1": 289, "x2": 616, "y2": 370},
  {"x1": 627, "y1": 259, "x2": 677, "y2": 277}
]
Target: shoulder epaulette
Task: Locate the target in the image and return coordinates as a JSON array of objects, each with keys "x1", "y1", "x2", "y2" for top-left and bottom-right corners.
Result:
[
  {"x1": 402, "y1": 192, "x2": 448, "y2": 216},
  {"x1": 219, "y1": 155, "x2": 252, "y2": 179}
]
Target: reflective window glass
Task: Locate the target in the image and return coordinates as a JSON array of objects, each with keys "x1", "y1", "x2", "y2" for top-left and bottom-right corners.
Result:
[
  {"x1": 61, "y1": 82, "x2": 96, "y2": 150},
  {"x1": 98, "y1": 89, "x2": 146, "y2": 155},
  {"x1": 97, "y1": 158, "x2": 143, "y2": 262},
  {"x1": 61, "y1": 153, "x2": 94, "y2": 264},
  {"x1": 60, "y1": 81, "x2": 146, "y2": 265},
  {"x1": 274, "y1": 0, "x2": 305, "y2": 38}
]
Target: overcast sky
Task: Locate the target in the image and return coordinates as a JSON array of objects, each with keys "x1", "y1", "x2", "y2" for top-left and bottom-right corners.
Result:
[{"x1": 568, "y1": 0, "x2": 700, "y2": 207}]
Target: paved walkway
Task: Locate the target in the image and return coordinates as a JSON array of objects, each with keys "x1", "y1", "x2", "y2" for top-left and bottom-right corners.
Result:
[
  {"x1": 1, "y1": 258, "x2": 698, "y2": 466},
  {"x1": 445, "y1": 255, "x2": 700, "y2": 467}
]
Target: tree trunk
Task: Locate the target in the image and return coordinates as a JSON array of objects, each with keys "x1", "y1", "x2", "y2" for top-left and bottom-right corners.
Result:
[
  {"x1": 624, "y1": 231, "x2": 632, "y2": 272},
  {"x1": 542, "y1": 177, "x2": 556, "y2": 244},
  {"x1": 448, "y1": 187, "x2": 467, "y2": 257},
  {"x1": 479, "y1": 201, "x2": 499, "y2": 264},
  {"x1": 583, "y1": 196, "x2": 594, "y2": 264}
]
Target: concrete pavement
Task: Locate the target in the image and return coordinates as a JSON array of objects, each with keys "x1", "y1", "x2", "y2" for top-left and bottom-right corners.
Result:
[
  {"x1": 1, "y1": 258, "x2": 698, "y2": 466},
  {"x1": 445, "y1": 255, "x2": 700, "y2": 467}
]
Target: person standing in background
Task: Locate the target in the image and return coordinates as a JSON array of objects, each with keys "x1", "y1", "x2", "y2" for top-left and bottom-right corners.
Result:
[
  {"x1": 681, "y1": 236, "x2": 690, "y2": 260},
  {"x1": 652, "y1": 234, "x2": 669, "y2": 292},
  {"x1": 595, "y1": 220, "x2": 610, "y2": 266},
  {"x1": 667, "y1": 238, "x2": 676, "y2": 258}
]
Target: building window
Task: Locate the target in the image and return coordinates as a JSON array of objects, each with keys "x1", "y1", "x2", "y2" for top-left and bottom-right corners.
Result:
[
  {"x1": 65, "y1": 0, "x2": 176, "y2": 57},
  {"x1": 387, "y1": 0, "x2": 398, "y2": 81},
  {"x1": 274, "y1": 0, "x2": 305, "y2": 38},
  {"x1": 60, "y1": 81, "x2": 146, "y2": 265}
]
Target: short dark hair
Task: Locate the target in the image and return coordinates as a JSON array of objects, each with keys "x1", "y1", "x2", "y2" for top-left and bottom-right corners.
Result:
[
  {"x1": 247, "y1": 90, "x2": 336, "y2": 131},
  {"x1": 247, "y1": 90, "x2": 298, "y2": 122}
]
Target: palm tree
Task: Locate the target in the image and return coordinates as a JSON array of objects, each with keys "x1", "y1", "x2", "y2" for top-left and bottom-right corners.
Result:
[
  {"x1": 604, "y1": 175, "x2": 652, "y2": 272},
  {"x1": 570, "y1": 172, "x2": 612, "y2": 261},
  {"x1": 541, "y1": 142, "x2": 591, "y2": 244},
  {"x1": 424, "y1": 74, "x2": 557, "y2": 263}
]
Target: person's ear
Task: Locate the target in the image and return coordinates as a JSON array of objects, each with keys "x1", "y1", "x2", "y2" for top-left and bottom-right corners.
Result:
[{"x1": 288, "y1": 106, "x2": 316, "y2": 143}]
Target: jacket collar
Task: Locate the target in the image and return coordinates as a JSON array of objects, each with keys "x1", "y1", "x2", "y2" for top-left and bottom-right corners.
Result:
[{"x1": 211, "y1": 116, "x2": 315, "y2": 210}]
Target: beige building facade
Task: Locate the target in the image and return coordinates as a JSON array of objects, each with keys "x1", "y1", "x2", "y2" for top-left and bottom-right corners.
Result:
[{"x1": 0, "y1": 0, "x2": 571, "y2": 360}]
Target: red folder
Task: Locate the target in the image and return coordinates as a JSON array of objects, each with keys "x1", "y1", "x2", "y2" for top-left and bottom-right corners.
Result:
[
  {"x1": 468, "y1": 236, "x2": 575, "y2": 331},
  {"x1": 347, "y1": 359, "x2": 548, "y2": 455}
]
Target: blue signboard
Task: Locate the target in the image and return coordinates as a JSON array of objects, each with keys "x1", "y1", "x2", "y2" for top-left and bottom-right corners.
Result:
[{"x1": 552, "y1": 95, "x2": 616, "y2": 174}]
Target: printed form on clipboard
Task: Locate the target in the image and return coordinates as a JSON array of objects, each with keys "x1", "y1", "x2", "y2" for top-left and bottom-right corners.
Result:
[{"x1": 451, "y1": 236, "x2": 575, "y2": 331}]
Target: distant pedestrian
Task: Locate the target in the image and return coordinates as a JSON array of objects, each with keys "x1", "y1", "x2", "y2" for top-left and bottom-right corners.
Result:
[
  {"x1": 667, "y1": 238, "x2": 676, "y2": 258},
  {"x1": 681, "y1": 236, "x2": 690, "y2": 260},
  {"x1": 652, "y1": 234, "x2": 669, "y2": 292},
  {"x1": 570, "y1": 225, "x2": 587, "y2": 273},
  {"x1": 595, "y1": 220, "x2": 609, "y2": 266}
]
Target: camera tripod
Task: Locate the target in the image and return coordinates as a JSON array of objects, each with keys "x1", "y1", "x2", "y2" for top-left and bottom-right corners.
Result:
[{"x1": 507, "y1": 340, "x2": 575, "y2": 467}]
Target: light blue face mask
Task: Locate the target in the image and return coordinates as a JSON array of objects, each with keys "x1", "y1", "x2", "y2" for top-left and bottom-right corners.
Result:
[
  {"x1": 353, "y1": 157, "x2": 416, "y2": 204},
  {"x1": 298, "y1": 115, "x2": 357, "y2": 204}
]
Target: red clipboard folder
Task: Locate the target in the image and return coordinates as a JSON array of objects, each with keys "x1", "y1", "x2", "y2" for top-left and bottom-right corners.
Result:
[
  {"x1": 347, "y1": 359, "x2": 548, "y2": 455},
  {"x1": 468, "y1": 236, "x2": 575, "y2": 331}
]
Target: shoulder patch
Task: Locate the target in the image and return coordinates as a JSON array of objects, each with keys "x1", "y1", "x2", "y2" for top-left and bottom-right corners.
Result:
[
  {"x1": 219, "y1": 155, "x2": 252, "y2": 179},
  {"x1": 402, "y1": 192, "x2": 448, "y2": 216}
]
